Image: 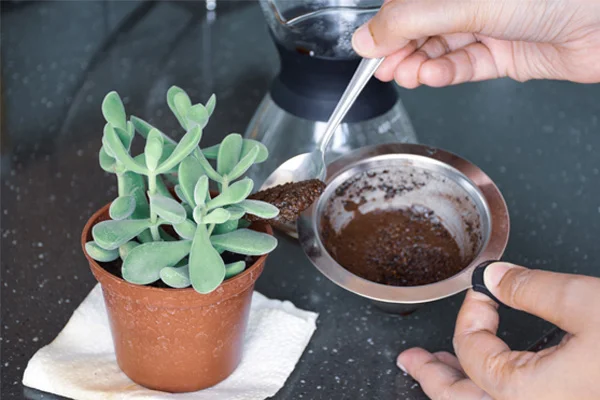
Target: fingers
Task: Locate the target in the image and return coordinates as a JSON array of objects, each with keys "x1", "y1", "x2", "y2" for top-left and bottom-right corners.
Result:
[
  {"x1": 453, "y1": 290, "x2": 518, "y2": 397},
  {"x1": 433, "y1": 351, "x2": 464, "y2": 373},
  {"x1": 484, "y1": 263, "x2": 600, "y2": 334},
  {"x1": 397, "y1": 347, "x2": 491, "y2": 400}
]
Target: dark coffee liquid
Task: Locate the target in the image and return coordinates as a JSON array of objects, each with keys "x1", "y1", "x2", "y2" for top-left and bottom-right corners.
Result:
[{"x1": 321, "y1": 206, "x2": 465, "y2": 286}]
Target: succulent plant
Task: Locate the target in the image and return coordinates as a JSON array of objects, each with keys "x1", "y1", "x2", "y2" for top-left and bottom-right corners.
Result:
[{"x1": 86, "y1": 86, "x2": 279, "y2": 294}]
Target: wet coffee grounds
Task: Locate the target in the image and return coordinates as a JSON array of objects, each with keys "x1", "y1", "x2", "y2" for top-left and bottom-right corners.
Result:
[
  {"x1": 321, "y1": 206, "x2": 465, "y2": 286},
  {"x1": 248, "y1": 179, "x2": 326, "y2": 223}
]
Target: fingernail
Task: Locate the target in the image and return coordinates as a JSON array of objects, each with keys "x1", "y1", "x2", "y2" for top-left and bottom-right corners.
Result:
[
  {"x1": 484, "y1": 262, "x2": 514, "y2": 291},
  {"x1": 396, "y1": 357, "x2": 407, "y2": 373},
  {"x1": 352, "y1": 24, "x2": 375, "y2": 54}
]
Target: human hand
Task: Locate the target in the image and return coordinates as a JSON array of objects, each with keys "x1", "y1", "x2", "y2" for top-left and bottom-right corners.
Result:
[
  {"x1": 397, "y1": 263, "x2": 600, "y2": 400},
  {"x1": 351, "y1": 0, "x2": 600, "y2": 88}
]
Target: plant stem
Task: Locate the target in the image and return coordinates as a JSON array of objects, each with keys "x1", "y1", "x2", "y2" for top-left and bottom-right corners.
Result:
[
  {"x1": 208, "y1": 223, "x2": 215, "y2": 236},
  {"x1": 117, "y1": 173, "x2": 126, "y2": 197},
  {"x1": 148, "y1": 173, "x2": 160, "y2": 241}
]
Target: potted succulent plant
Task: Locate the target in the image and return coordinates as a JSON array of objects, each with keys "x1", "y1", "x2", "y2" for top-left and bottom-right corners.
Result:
[{"x1": 81, "y1": 86, "x2": 280, "y2": 393}]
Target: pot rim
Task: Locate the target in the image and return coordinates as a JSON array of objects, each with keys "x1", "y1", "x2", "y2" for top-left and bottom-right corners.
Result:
[
  {"x1": 82, "y1": 202, "x2": 273, "y2": 306},
  {"x1": 297, "y1": 143, "x2": 510, "y2": 305}
]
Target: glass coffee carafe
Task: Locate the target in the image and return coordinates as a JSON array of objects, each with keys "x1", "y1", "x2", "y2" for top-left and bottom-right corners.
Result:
[{"x1": 245, "y1": 0, "x2": 418, "y2": 193}]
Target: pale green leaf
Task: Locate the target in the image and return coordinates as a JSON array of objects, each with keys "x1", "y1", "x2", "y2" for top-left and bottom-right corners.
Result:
[
  {"x1": 149, "y1": 193, "x2": 186, "y2": 224},
  {"x1": 160, "y1": 265, "x2": 191, "y2": 288},
  {"x1": 194, "y1": 175, "x2": 209, "y2": 207},
  {"x1": 186, "y1": 104, "x2": 209, "y2": 128},
  {"x1": 174, "y1": 92, "x2": 192, "y2": 127},
  {"x1": 154, "y1": 175, "x2": 173, "y2": 199},
  {"x1": 201, "y1": 144, "x2": 219, "y2": 159},
  {"x1": 193, "y1": 206, "x2": 203, "y2": 225},
  {"x1": 155, "y1": 126, "x2": 202, "y2": 174},
  {"x1": 131, "y1": 116, "x2": 177, "y2": 144},
  {"x1": 189, "y1": 225, "x2": 225, "y2": 294},
  {"x1": 226, "y1": 146, "x2": 259, "y2": 181},
  {"x1": 102, "y1": 91, "x2": 126, "y2": 130},
  {"x1": 109, "y1": 195, "x2": 136, "y2": 220},
  {"x1": 174, "y1": 219, "x2": 196, "y2": 240},
  {"x1": 206, "y1": 178, "x2": 253, "y2": 210},
  {"x1": 238, "y1": 219, "x2": 251, "y2": 229},
  {"x1": 114, "y1": 126, "x2": 133, "y2": 150},
  {"x1": 195, "y1": 151, "x2": 222, "y2": 182},
  {"x1": 119, "y1": 172, "x2": 149, "y2": 219},
  {"x1": 178, "y1": 156, "x2": 205, "y2": 206},
  {"x1": 159, "y1": 227, "x2": 177, "y2": 241},
  {"x1": 92, "y1": 218, "x2": 154, "y2": 250},
  {"x1": 99, "y1": 147, "x2": 117, "y2": 174},
  {"x1": 104, "y1": 125, "x2": 148, "y2": 174},
  {"x1": 241, "y1": 139, "x2": 269, "y2": 163},
  {"x1": 212, "y1": 220, "x2": 239, "y2": 235},
  {"x1": 85, "y1": 241, "x2": 119, "y2": 262},
  {"x1": 167, "y1": 86, "x2": 190, "y2": 129},
  {"x1": 203, "y1": 208, "x2": 230, "y2": 224},
  {"x1": 225, "y1": 261, "x2": 245, "y2": 279},
  {"x1": 119, "y1": 241, "x2": 140, "y2": 260},
  {"x1": 217, "y1": 133, "x2": 243, "y2": 176},
  {"x1": 122, "y1": 240, "x2": 192, "y2": 285},
  {"x1": 144, "y1": 129, "x2": 164, "y2": 171},
  {"x1": 210, "y1": 229, "x2": 277, "y2": 255},
  {"x1": 174, "y1": 184, "x2": 187, "y2": 203},
  {"x1": 237, "y1": 199, "x2": 279, "y2": 220},
  {"x1": 225, "y1": 205, "x2": 245, "y2": 220},
  {"x1": 205, "y1": 94, "x2": 216, "y2": 117}
]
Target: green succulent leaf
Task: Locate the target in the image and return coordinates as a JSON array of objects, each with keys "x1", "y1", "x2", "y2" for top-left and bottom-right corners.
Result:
[
  {"x1": 155, "y1": 126, "x2": 202, "y2": 174},
  {"x1": 174, "y1": 92, "x2": 193, "y2": 127},
  {"x1": 119, "y1": 172, "x2": 149, "y2": 219},
  {"x1": 206, "y1": 178, "x2": 253, "y2": 210},
  {"x1": 189, "y1": 224, "x2": 225, "y2": 294},
  {"x1": 174, "y1": 219, "x2": 196, "y2": 240},
  {"x1": 193, "y1": 206, "x2": 204, "y2": 225},
  {"x1": 160, "y1": 265, "x2": 191, "y2": 288},
  {"x1": 126, "y1": 121, "x2": 135, "y2": 141},
  {"x1": 226, "y1": 146, "x2": 259, "y2": 181},
  {"x1": 109, "y1": 195, "x2": 136, "y2": 220},
  {"x1": 92, "y1": 218, "x2": 154, "y2": 250},
  {"x1": 237, "y1": 219, "x2": 251, "y2": 229},
  {"x1": 217, "y1": 133, "x2": 243, "y2": 176},
  {"x1": 225, "y1": 261, "x2": 246, "y2": 279},
  {"x1": 119, "y1": 241, "x2": 140, "y2": 260},
  {"x1": 131, "y1": 116, "x2": 177, "y2": 144},
  {"x1": 99, "y1": 147, "x2": 118, "y2": 173},
  {"x1": 159, "y1": 227, "x2": 177, "y2": 241},
  {"x1": 144, "y1": 129, "x2": 164, "y2": 171},
  {"x1": 194, "y1": 175, "x2": 209, "y2": 207},
  {"x1": 174, "y1": 184, "x2": 187, "y2": 203},
  {"x1": 225, "y1": 205, "x2": 245, "y2": 220},
  {"x1": 212, "y1": 220, "x2": 239, "y2": 235},
  {"x1": 154, "y1": 175, "x2": 173, "y2": 199},
  {"x1": 203, "y1": 208, "x2": 231, "y2": 225},
  {"x1": 201, "y1": 144, "x2": 219, "y2": 159},
  {"x1": 101, "y1": 91, "x2": 127, "y2": 131},
  {"x1": 236, "y1": 199, "x2": 279, "y2": 220},
  {"x1": 136, "y1": 229, "x2": 154, "y2": 243},
  {"x1": 186, "y1": 104, "x2": 209, "y2": 129},
  {"x1": 178, "y1": 156, "x2": 205, "y2": 206},
  {"x1": 113, "y1": 126, "x2": 133, "y2": 151},
  {"x1": 205, "y1": 94, "x2": 216, "y2": 117},
  {"x1": 241, "y1": 139, "x2": 269, "y2": 163},
  {"x1": 195, "y1": 152, "x2": 222, "y2": 182},
  {"x1": 122, "y1": 240, "x2": 192, "y2": 285},
  {"x1": 104, "y1": 125, "x2": 148, "y2": 175},
  {"x1": 149, "y1": 193, "x2": 186, "y2": 224},
  {"x1": 167, "y1": 86, "x2": 191, "y2": 129},
  {"x1": 85, "y1": 241, "x2": 119, "y2": 262},
  {"x1": 210, "y1": 228, "x2": 277, "y2": 255}
]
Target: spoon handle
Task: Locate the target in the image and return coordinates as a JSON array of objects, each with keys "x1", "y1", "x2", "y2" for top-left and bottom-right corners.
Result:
[{"x1": 319, "y1": 57, "x2": 385, "y2": 154}]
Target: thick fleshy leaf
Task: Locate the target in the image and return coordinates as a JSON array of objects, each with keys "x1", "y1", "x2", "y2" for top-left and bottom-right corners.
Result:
[
  {"x1": 206, "y1": 178, "x2": 253, "y2": 210},
  {"x1": 119, "y1": 241, "x2": 140, "y2": 260},
  {"x1": 174, "y1": 184, "x2": 187, "y2": 203},
  {"x1": 167, "y1": 86, "x2": 190, "y2": 129},
  {"x1": 92, "y1": 218, "x2": 154, "y2": 250},
  {"x1": 178, "y1": 156, "x2": 205, "y2": 206},
  {"x1": 136, "y1": 229, "x2": 154, "y2": 243},
  {"x1": 174, "y1": 219, "x2": 196, "y2": 240},
  {"x1": 131, "y1": 116, "x2": 177, "y2": 144},
  {"x1": 155, "y1": 175, "x2": 173, "y2": 199},
  {"x1": 226, "y1": 146, "x2": 259, "y2": 181},
  {"x1": 225, "y1": 205, "x2": 245, "y2": 220},
  {"x1": 160, "y1": 265, "x2": 191, "y2": 288},
  {"x1": 204, "y1": 208, "x2": 230, "y2": 225},
  {"x1": 155, "y1": 126, "x2": 202, "y2": 174},
  {"x1": 119, "y1": 172, "x2": 149, "y2": 219},
  {"x1": 159, "y1": 227, "x2": 177, "y2": 241},
  {"x1": 210, "y1": 229, "x2": 277, "y2": 255},
  {"x1": 85, "y1": 241, "x2": 119, "y2": 262},
  {"x1": 126, "y1": 121, "x2": 135, "y2": 141},
  {"x1": 109, "y1": 195, "x2": 136, "y2": 220},
  {"x1": 114, "y1": 126, "x2": 133, "y2": 150},
  {"x1": 225, "y1": 261, "x2": 245, "y2": 279},
  {"x1": 217, "y1": 134, "x2": 243, "y2": 176},
  {"x1": 187, "y1": 104, "x2": 209, "y2": 128},
  {"x1": 189, "y1": 225, "x2": 225, "y2": 294},
  {"x1": 241, "y1": 139, "x2": 269, "y2": 163},
  {"x1": 102, "y1": 92, "x2": 127, "y2": 130},
  {"x1": 149, "y1": 194, "x2": 186, "y2": 224},
  {"x1": 238, "y1": 219, "x2": 251, "y2": 229},
  {"x1": 201, "y1": 144, "x2": 219, "y2": 159},
  {"x1": 144, "y1": 129, "x2": 164, "y2": 171},
  {"x1": 122, "y1": 240, "x2": 192, "y2": 285},
  {"x1": 212, "y1": 220, "x2": 239, "y2": 235},
  {"x1": 196, "y1": 152, "x2": 222, "y2": 182},
  {"x1": 206, "y1": 94, "x2": 216, "y2": 117},
  {"x1": 237, "y1": 199, "x2": 279, "y2": 220},
  {"x1": 104, "y1": 125, "x2": 148, "y2": 174},
  {"x1": 193, "y1": 206, "x2": 203, "y2": 225},
  {"x1": 99, "y1": 147, "x2": 118, "y2": 174},
  {"x1": 194, "y1": 175, "x2": 209, "y2": 207},
  {"x1": 174, "y1": 92, "x2": 192, "y2": 127}
]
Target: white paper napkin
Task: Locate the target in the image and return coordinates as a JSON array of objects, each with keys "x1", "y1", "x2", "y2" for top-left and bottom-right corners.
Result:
[{"x1": 23, "y1": 284, "x2": 318, "y2": 400}]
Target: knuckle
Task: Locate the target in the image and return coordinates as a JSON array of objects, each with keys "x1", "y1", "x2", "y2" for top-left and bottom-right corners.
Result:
[{"x1": 504, "y1": 268, "x2": 535, "y2": 306}]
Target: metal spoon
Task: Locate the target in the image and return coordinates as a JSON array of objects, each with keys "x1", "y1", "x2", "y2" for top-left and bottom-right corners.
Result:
[{"x1": 261, "y1": 57, "x2": 385, "y2": 190}]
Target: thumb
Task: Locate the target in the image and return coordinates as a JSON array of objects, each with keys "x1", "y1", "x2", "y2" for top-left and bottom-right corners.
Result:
[
  {"x1": 351, "y1": 0, "x2": 545, "y2": 58},
  {"x1": 483, "y1": 262, "x2": 600, "y2": 334}
]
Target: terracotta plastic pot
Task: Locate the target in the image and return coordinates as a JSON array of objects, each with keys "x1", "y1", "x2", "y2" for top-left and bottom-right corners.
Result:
[{"x1": 81, "y1": 203, "x2": 272, "y2": 393}]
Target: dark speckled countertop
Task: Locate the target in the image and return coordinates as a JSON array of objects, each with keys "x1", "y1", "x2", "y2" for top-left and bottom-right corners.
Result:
[{"x1": 2, "y1": 1, "x2": 600, "y2": 399}]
